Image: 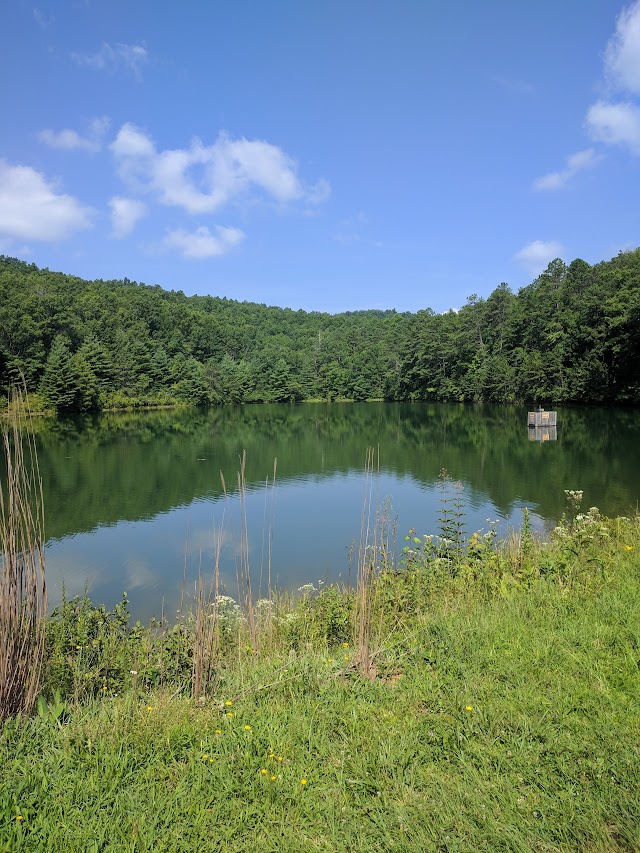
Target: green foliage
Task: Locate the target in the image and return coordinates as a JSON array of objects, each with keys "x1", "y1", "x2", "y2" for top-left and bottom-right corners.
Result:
[
  {"x1": 1, "y1": 512, "x2": 640, "y2": 850},
  {"x1": 6, "y1": 248, "x2": 640, "y2": 409}
]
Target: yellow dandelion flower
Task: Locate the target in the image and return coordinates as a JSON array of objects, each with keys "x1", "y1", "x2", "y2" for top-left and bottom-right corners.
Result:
[
  {"x1": 270, "y1": 774, "x2": 276, "y2": 781},
  {"x1": 225, "y1": 700, "x2": 233, "y2": 706},
  {"x1": 202, "y1": 754, "x2": 209, "y2": 760},
  {"x1": 215, "y1": 729, "x2": 222, "y2": 735},
  {"x1": 625, "y1": 545, "x2": 633, "y2": 551},
  {"x1": 75, "y1": 645, "x2": 82, "y2": 650},
  {"x1": 269, "y1": 753, "x2": 275, "y2": 759},
  {"x1": 328, "y1": 658, "x2": 334, "y2": 663},
  {"x1": 344, "y1": 656, "x2": 349, "y2": 661},
  {"x1": 465, "y1": 705, "x2": 473, "y2": 712},
  {"x1": 277, "y1": 756, "x2": 283, "y2": 762},
  {"x1": 342, "y1": 642, "x2": 349, "y2": 648},
  {"x1": 16, "y1": 816, "x2": 24, "y2": 822},
  {"x1": 261, "y1": 769, "x2": 268, "y2": 775},
  {"x1": 301, "y1": 778, "x2": 307, "y2": 785},
  {"x1": 146, "y1": 706, "x2": 153, "y2": 711},
  {"x1": 244, "y1": 725, "x2": 252, "y2": 731},
  {"x1": 209, "y1": 758, "x2": 214, "y2": 763},
  {"x1": 226, "y1": 712, "x2": 234, "y2": 718}
]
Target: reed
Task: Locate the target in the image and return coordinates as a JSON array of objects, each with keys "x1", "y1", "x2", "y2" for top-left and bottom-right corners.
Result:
[
  {"x1": 354, "y1": 446, "x2": 383, "y2": 679},
  {"x1": 0, "y1": 386, "x2": 47, "y2": 721},
  {"x1": 191, "y1": 518, "x2": 223, "y2": 700}
]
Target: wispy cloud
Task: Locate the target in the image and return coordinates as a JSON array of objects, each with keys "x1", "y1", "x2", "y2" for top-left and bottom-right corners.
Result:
[
  {"x1": 109, "y1": 197, "x2": 147, "y2": 238},
  {"x1": 110, "y1": 123, "x2": 329, "y2": 214},
  {"x1": 604, "y1": 0, "x2": 640, "y2": 93},
  {"x1": 332, "y1": 212, "x2": 384, "y2": 247},
  {"x1": 71, "y1": 42, "x2": 148, "y2": 80},
  {"x1": 490, "y1": 74, "x2": 535, "y2": 95},
  {"x1": 535, "y1": 2, "x2": 640, "y2": 187},
  {"x1": 33, "y1": 8, "x2": 54, "y2": 28},
  {"x1": 586, "y1": 1, "x2": 640, "y2": 156},
  {"x1": 0, "y1": 160, "x2": 93, "y2": 243},
  {"x1": 38, "y1": 116, "x2": 110, "y2": 153},
  {"x1": 163, "y1": 225, "x2": 245, "y2": 259},
  {"x1": 533, "y1": 148, "x2": 601, "y2": 190},
  {"x1": 514, "y1": 240, "x2": 565, "y2": 276},
  {"x1": 585, "y1": 99, "x2": 640, "y2": 154}
]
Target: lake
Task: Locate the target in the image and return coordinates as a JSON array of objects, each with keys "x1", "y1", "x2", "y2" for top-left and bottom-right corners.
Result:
[{"x1": 8, "y1": 402, "x2": 640, "y2": 622}]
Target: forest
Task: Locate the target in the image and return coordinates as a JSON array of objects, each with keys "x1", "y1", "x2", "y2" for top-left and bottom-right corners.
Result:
[{"x1": 1, "y1": 249, "x2": 639, "y2": 412}]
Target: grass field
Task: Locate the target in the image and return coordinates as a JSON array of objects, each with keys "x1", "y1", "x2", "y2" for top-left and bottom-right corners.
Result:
[{"x1": 1, "y1": 500, "x2": 639, "y2": 851}]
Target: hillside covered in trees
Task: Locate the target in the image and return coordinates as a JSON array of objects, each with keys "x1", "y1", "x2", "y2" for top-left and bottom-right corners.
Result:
[{"x1": 1, "y1": 249, "x2": 639, "y2": 412}]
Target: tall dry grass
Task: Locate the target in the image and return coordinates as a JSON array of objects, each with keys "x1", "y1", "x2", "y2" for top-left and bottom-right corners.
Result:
[{"x1": 0, "y1": 387, "x2": 47, "y2": 721}]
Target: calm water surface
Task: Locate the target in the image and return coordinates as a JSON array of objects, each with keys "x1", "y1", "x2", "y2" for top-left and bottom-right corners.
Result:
[{"x1": 14, "y1": 402, "x2": 640, "y2": 622}]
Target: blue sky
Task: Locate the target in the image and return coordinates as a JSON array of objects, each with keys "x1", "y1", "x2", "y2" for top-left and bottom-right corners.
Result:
[{"x1": 1, "y1": 0, "x2": 639, "y2": 313}]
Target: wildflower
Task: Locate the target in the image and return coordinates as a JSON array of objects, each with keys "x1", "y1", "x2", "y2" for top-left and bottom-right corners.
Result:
[
  {"x1": 301, "y1": 779, "x2": 307, "y2": 785},
  {"x1": 226, "y1": 712, "x2": 234, "y2": 718},
  {"x1": 625, "y1": 545, "x2": 633, "y2": 551},
  {"x1": 328, "y1": 658, "x2": 334, "y2": 663},
  {"x1": 269, "y1": 753, "x2": 275, "y2": 759},
  {"x1": 344, "y1": 656, "x2": 349, "y2": 661},
  {"x1": 75, "y1": 645, "x2": 82, "y2": 650},
  {"x1": 202, "y1": 754, "x2": 209, "y2": 760},
  {"x1": 225, "y1": 700, "x2": 233, "y2": 706},
  {"x1": 146, "y1": 706, "x2": 153, "y2": 711},
  {"x1": 16, "y1": 816, "x2": 23, "y2": 822},
  {"x1": 277, "y1": 756, "x2": 283, "y2": 762},
  {"x1": 244, "y1": 725, "x2": 252, "y2": 731},
  {"x1": 270, "y1": 775, "x2": 276, "y2": 781},
  {"x1": 261, "y1": 769, "x2": 268, "y2": 775},
  {"x1": 215, "y1": 729, "x2": 222, "y2": 735},
  {"x1": 130, "y1": 670, "x2": 138, "y2": 675},
  {"x1": 465, "y1": 705, "x2": 473, "y2": 712},
  {"x1": 342, "y1": 642, "x2": 349, "y2": 648}
]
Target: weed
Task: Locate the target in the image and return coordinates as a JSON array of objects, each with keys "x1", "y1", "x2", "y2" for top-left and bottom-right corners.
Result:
[{"x1": 0, "y1": 386, "x2": 47, "y2": 722}]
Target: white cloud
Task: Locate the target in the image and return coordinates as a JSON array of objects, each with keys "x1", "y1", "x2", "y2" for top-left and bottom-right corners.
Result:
[
  {"x1": 585, "y1": 100, "x2": 640, "y2": 154},
  {"x1": 604, "y1": 0, "x2": 640, "y2": 93},
  {"x1": 580, "y1": 3, "x2": 640, "y2": 158},
  {"x1": 38, "y1": 116, "x2": 110, "y2": 153},
  {"x1": 539, "y1": 4, "x2": 640, "y2": 182},
  {"x1": 0, "y1": 160, "x2": 93, "y2": 242},
  {"x1": 514, "y1": 240, "x2": 565, "y2": 275},
  {"x1": 111, "y1": 124, "x2": 329, "y2": 214},
  {"x1": 533, "y1": 148, "x2": 601, "y2": 190},
  {"x1": 163, "y1": 225, "x2": 245, "y2": 259},
  {"x1": 71, "y1": 43, "x2": 148, "y2": 79},
  {"x1": 109, "y1": 197, "x2": 147, "y2": 238}
]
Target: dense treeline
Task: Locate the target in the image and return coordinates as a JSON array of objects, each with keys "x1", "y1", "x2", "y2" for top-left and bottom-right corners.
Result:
[{"x1": 1, "y1": 250, "x2": 639, "y2": 411}]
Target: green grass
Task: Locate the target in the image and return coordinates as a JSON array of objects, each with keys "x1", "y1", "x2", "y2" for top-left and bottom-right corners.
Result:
[{"x1": 1, "y1": 515, "x2": 640, "y2": 851}]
